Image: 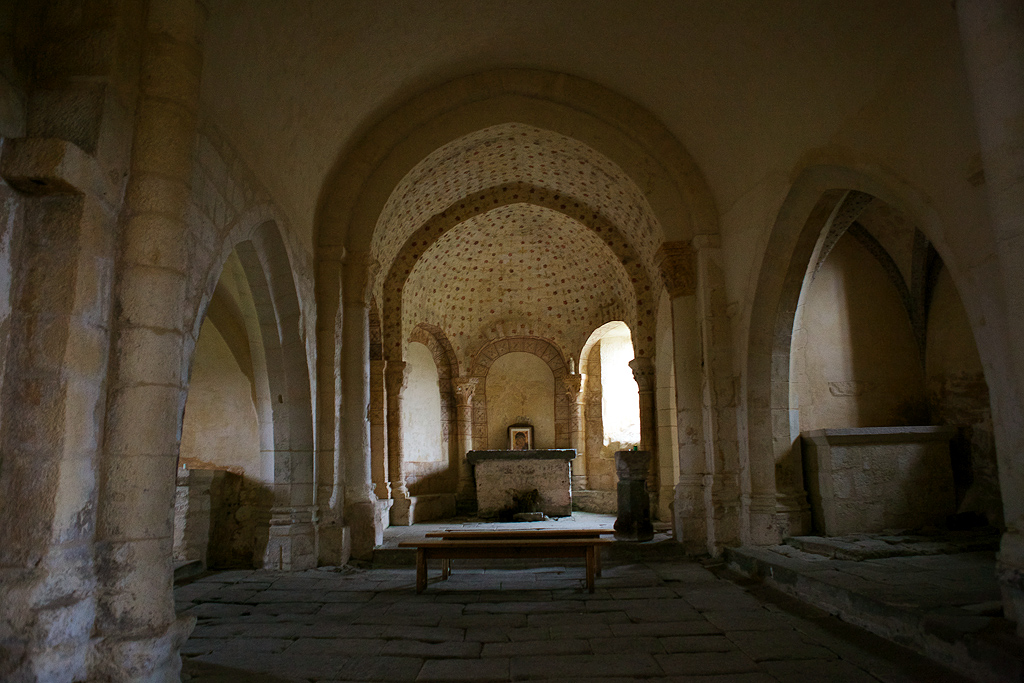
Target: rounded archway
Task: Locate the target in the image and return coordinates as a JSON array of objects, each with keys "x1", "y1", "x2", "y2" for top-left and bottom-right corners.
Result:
[
  {"x1": 177, "y1": 221, "x2": 316, "y2": 571},
  {"x1": 744, "y1": 165, "x2": 1004, "y2": 545}
]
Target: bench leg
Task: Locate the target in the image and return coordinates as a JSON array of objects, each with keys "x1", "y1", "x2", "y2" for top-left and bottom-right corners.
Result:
[
  {"x1": 416, "y1": 548, "x2": 427, "y2": 593},
  {"x1": 441, "y1": 558, "x2": 451, "y2": 580},
  {"x1": 596, "y1": 546, "x2": 602, "y2": 578},
  {"x1": 586, "y1": 546, "x2": 596, "y2": 593}
]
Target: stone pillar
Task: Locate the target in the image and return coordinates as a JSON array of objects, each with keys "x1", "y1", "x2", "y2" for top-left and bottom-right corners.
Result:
[
  {"x1": 385, "y1": 360, "x2": 412, "y2": 525},
  {"x1": 94, "y1": 0, "x2": 205, "y2": 679},
  {"x1": 629, "y1": 356, "x2": 657, "y2": 506},
  {"x1": 453, "y1": 377, "x2": 479, "y2": 509},
  {"x1": 564, "y1": 373, "x2": 588, "y2": 490},
  {"x1": 341, "y1": 253, "x2": 379, "y2": 559},
  {"x1": 370, "y1": 359, "x2": 390, "y2": 499},
  {"x1": 315, "y1": 247, "x2": 346, "y2": 565},
  {"x1": 0, "y1": 107, "x2": 124, "y2": 683},
  {"x1": 956, "y1": 0, "x2": 1024, "y2": 635},
  {"x1": 614, "y1": 450, "x2": 655, "y2": 542}
]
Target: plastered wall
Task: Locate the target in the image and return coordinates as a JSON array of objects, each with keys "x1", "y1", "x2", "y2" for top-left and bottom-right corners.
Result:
[
  {"x1": 180, "y1": 319, "x2": 261, "y2": 477},
  {"x1": 485, "y1": 351, "x2": 554, "y2": 449},
  {"x1": 793, "y1": 234, "x2": 926, "y2": 431},
  {"x1": 402, "y1": 341, "x2": 448, "y2": 494}
]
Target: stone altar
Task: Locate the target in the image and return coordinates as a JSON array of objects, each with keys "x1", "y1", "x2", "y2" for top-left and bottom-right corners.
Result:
[{"x1": 467, "y1": 449, "x2": 576, "y2": 518}]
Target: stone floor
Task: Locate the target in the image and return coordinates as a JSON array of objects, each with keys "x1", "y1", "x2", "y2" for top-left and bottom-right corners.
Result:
[{"x1": 176, "y1": 559, "x2": 972, "y2": 682}]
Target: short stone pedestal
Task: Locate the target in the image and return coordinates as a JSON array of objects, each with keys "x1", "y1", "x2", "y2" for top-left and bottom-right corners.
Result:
[
  {"x1": 614, "y1": 450, "x2": 654, "y2": 542},
  {"x1": 468, "y1": 449, "x2": 575, "y2": 518}
]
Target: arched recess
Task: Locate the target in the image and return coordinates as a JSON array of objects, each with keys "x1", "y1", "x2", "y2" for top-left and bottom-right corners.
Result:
[
  {"x1": 316, "y1": 69, "x2": 719, "y2": 548},
  {"x1": 578, "y1": 322, "x2": 641, "y2": 496},
  {"x1": 380, "y1": 184, "x2": 654, "y2": 363},
  {"x1": 183, "y1": 219, "x2": 316, "y2": 570},
  {"x1": 469, "y1": 337, "x2": 571, "y2": 451},
  {"x1": 406, "y1": 323, "x2": 460, "y2": 494},
  {"x1": 743, "y1": 164, "x2": 1006, "y2": 547}
]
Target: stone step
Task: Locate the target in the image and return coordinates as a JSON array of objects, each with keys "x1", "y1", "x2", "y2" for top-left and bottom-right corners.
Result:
[
  {"x1": 725, "y1": 545, "x2": 1024, "y2": 683},
  {"x1": 173, "y1": 559, "x2": 204, "y2": 583}
]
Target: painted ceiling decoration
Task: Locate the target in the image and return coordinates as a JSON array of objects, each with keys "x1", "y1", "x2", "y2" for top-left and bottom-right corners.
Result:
[
  {"x1": 372, "y1": 123, "x2": 664, "y2": 298},
  {"x1": 402, "y1": 203, "x2": 637, "y2": 365},
  {"x1": 374, "y1": 123, "x2": 665, "y2": 367}
]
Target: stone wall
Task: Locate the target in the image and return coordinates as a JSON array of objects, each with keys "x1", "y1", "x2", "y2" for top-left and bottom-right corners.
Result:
[{"x1": 926, "y1": 269, "x2": 1001, "y2": 527}]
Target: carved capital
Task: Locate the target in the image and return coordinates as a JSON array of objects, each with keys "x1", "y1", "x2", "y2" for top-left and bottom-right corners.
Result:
[
  {"x1": 384, "y1": 361, "x2": 408, "y2": 395},
  {"x1": 629, "y1": 357, "x2": 655, "y2": 392},
  {"x1": 655, "y1": 241, "x2": 696, "y2": 297},
  {"x1": 342, "y1": 250, "x2": 380, "y2": 305},
  {"x1": 562, "y1": 373, "x2": 583, "y2": 399},
  {"x1": 452, "y1": 377, "x2": 479, "y2": 406}
]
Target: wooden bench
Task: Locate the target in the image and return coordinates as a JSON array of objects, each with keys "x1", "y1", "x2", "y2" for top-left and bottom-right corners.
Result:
[
  {"x1": 423, "y1": 528, "x2": 611, "y2": 581},
  {"x1": 398, "y1": 534, "x2": 613, "y2": 593}
]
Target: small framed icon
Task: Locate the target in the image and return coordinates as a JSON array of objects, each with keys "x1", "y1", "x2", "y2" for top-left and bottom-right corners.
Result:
[{"x1": 508, "y1": 425, "x2": 533, "y2": 451}]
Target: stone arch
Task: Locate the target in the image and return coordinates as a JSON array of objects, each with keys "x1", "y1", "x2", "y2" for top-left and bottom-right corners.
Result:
[
  {"x1": 468, "y1": 336, "x2": 572, "y2": 451},
  {"x1": 316, "y1": 69, "x2": 718, "y2": 542},
  {"x1": 742, "y1": 163, "x2": 1007, "y2": 546},
  {"x1": 186, "y1": 218, "x2": 316, "y2": 569},
  {"x1": 317, "y1": 69, "x2": 717, "y2": 258},
  {"x1": 381, "y1": 183, "x2": 656, "y2": 361},
  {"x1": 409, "y1": 322, "x2": 459, "y2": 462}
]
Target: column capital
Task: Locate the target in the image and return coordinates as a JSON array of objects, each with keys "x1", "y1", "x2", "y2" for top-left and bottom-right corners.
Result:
[
  {"x1": 562, "y1": 373, "x2": 583, "y2": 398},
  {"x1": 342, "y1": 249, "x2": 380, "y2": 305},
  {"x1": 452, "y1": 377, "x2": 479, "y2": 406},
  {"x1": 629, "y1": 356, "x2": 655, "y2": 391},
  {"x1": 384, "y1": 361, "x2": 408, "y2": 394},
  {"x1": 655, "y1": 240, "x2": 696, "y2": 297}
]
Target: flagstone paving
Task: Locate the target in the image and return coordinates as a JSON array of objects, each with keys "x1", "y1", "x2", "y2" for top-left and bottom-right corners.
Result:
[{"x1": 177, "y1": 560, "x2": 971, "y2": 682}]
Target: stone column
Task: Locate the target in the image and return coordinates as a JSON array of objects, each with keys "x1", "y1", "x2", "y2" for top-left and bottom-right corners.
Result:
[
  {"x1": 956, "y1": 0, "x2": 1024, "y2": 635},
  {"x1": 453, "y1": 377, "x2": 479, "y2": 508},
  {"x1": 370, "y1": 359, "x2": 390, "y2": 499},
  {"x1": 94, "y1": 0, "x2": 205, "y2": 679},
  {"x1": 315, "y1": 246, "x2": 346, "y2": 565},
  {"x1": 385, "y1": 360, "x2": 412, "y2": 525},
  {"x1": 564, "y1": 373, "x2": 588, "y2": 490},
  {"x1": 341, "y1": 253, "x2": 379, "y2": 559},
  {"x1": 0, "y1": 30, "x2": 128, "y2": 682},
  {"x1": 629, "y1": 356, "x2": 657, "y2": 503}
]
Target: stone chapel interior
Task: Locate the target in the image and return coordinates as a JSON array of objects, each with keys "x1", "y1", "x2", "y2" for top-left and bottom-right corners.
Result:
[{"x1": 1, "y1": 1, "x2": 1023, "y2": 680}]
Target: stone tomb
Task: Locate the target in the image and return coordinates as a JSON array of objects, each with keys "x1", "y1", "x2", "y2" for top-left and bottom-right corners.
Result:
[
  {"x1": 802, "y1": 426, "x2": 957, "y2": 536},
  {"x1": 468, "y1": 449, "x2": 576, "y2": 517}
]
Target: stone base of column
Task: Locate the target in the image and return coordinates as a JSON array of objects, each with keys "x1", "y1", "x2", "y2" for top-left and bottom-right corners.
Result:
[
  {"x1": 775, "y1": 492, "x2": 812, "y2": 538},
  {"x1": 90, "y1": 613, "x2": 195, "y2": 683},
  {"x1": 346, "y1": 500, "x2": 384, "y2": 560},
  {"x1": 262, "y1": 507, "x2": 317, "y2": 570},
  {"x1": 999, "y1": 529, "x2": 1024, "y2": 636},
  {"x1": 674, "y1": 477, "x2": 707, "y2": 553},
  {"x1": 389, "y1": 495, "x2": 412, "y2": 526},
  {"x1": 317, "y1": 521, "x2": 351, "y2": 567},
  {"x1": 744, "y1": 493, "x2": 782, "y2": 545},
  {"x1": 656, "y1": 484, "x2": 675, "y2": 522}
]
